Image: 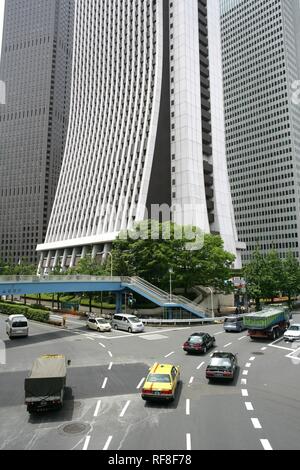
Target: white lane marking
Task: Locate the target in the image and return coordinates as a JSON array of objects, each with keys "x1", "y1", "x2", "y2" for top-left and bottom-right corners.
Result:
[
  {"x1": 186, "y1": 433, "x2": 192, "y2": 451},
  {"x1": 245, "y1": 402, "x2": 254, "y2": 411},
  {"x1": 99, "y1": 343, "x2": 106, "y2": 348},
  {"x1": 241, "y1": 389, "x2": 248, "y2": 397},
  {"x1": 242, "y1": 370, "x2": 249, "y2": 376},
  {"x1": 251, "y1": 418, "x2": 262, "y2": 429},
  {"x1": 245, "y1": 363, "x2": 251, "y2": 368},
  {"x1": 165, "y1": 351, "x2": 175, "y2": 358},
  {"x1": 186, "y1": 399, "x2": 190, "y2": 416},
  {"x1": 238, "y1": 336, "x2": 247, "y2": 341},
  {"x1": 223, "y1": 342, "x2": 232, "y2": 348},
  {"x1": 260, "y1": 439, "x2": 273, "y2": 451},
  {"x1": 103, "y1": 436, "x2": 113, "y2": 451},
  {"x1": 108, "y1": 351, "x2": 113, "y2": 358},
  {"x1": 94, "y1": 400, "x2": 101, "y2": 417},
  {"x1": 261, "y1": 347, "x2": 267, "y2": 351},
  {"x1": 101, "y1": 378, "x2": 108, "y2": 389},
  {"x1": 83, "y1": 436, "x2": 91, "y2": 451},
  {"x1": 108, "y1": 362, "x2": 113, "y2": 370},
  {"x1": 189, "y1": 377, "x2": 194, "y2": 385},
  {"x1": 269, "y1": 341, "x2": 295, "y2": 352},
  {"x1": 215, "y1": 332, "x2": 224, "y2": 335},
  {"x1": 250, "y1": 357, "x2": 256, "y2": 361},
  {"x1": 137, "y1": 378, "x2": 145, "y2": 389},
  {"x1": 197, "y1": 362, "x2": 205, "y2": 370},
  {"x1": 120, "y1": 400, "x2": 131, "y2": 418},
  {"x1": 241, "y1": 379, "x2": 247, "y2": 385},
  {"x1": 85, "y1": 336, "x2": 95, "y2": 341}
]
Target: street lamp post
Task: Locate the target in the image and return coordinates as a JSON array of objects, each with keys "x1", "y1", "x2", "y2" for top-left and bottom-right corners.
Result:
[
  {"x1": 207, "y1": 287, "x2": 214, "y2": 319},
  {"x1": 169, "y1": 268, "x2": 173, "y2": 303}
]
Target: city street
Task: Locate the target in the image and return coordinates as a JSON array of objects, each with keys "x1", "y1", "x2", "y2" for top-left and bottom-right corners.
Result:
[{"x1": 0, "y1": 314, "x2": 300, "y2": 450}]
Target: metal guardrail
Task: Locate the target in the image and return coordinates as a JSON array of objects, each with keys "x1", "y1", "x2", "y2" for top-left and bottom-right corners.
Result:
[{"x1": 0, "y1": 275, "x2": 124, "y2": 283}]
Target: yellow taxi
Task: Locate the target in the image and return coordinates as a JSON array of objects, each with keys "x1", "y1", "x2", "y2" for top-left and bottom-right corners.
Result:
[{"x1": 141, "y1": 363, "x2": 180, "y2": 401}]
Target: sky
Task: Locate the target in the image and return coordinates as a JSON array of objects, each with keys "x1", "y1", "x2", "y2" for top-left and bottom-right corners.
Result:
[{"x1": 0, "y1": 0, "x2": 4, "y2": 60}]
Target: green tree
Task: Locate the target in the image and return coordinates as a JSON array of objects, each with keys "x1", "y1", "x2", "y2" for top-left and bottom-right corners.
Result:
[
  {"x1": 243, "y1": 247, "x2": 265, "y2": 311},
  {"x1": 112, "y1": 221, "x2": 235, "y2": 294},
  {"x1": 282, "y1": 252, "x2": 300, "y2": 308},
  {"x1": 263, "y1": 250, "x2": 284, "y2": 301}
]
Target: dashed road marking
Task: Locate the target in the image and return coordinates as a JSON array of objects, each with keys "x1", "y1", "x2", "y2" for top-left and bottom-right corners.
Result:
[
  {"x1": 197, "y1": 362, "x2": 205, "y2": 370},
  {"x1": 102, "y1": 377, "x2": 108, "y2": 389},
  {"x1": 186, "y1": 399, "x2": 190, "y2": 416},
  {"x1": 250, "y1": 357, "x2": 256, "y2": 361},
  {"x1": 186, "y1": 433, "x2": 192, "y2": 451},
  {"x1": 120, "y1": 400, "x2": 131, "y2": 417},
  {"x1": 224, "y1": 343, "x2": 232, "y2": 348},
  {"x1": 261, "y1": 347, "x2": 267, "y2": 351},
  {"x1": 108, "y1": 362, "x2": 113, "y2": 370},
  {"x1": 251, "y1": 418, "x2": 262, "y2": 429},
  {"x1": 245, "y1": 402, "x2": 254, "y2": 411},
  {"x1": 260, "y1": 439, "x2": 273, "y2": 451},
  {"x1": 103, "y1": 436, "x2": 113, "y2": 451},
  {"x1": 189, "y1": 377, "x2": 194, "y2": 385},
  {"x1": 108, "y1": 351, "x2": 113, "y2": 358},
  {"x1": 165, "y1": 351, "x2": 175, "y2": 358},
  {"x1": 241, "y1": 379, "x2": 247, "y2": 385},
  {"x1": 215, "y1": 332, "x2": 224, "y2": 336},
  {"x1": 137, "y1": 378, "x2": 145, "y2": 389},
  {"x1": 241, "y1": 389, "x2": 248, "y2": 397},
  {"x1": 99, "y1": 343, "x2": 106, "y2": 348},
  {"x1": 83, "y1": 436, "x2": 91, "y2": 451},
  {"x1": 242, "y1": 370, "x2": 249, "y2": 376},
  {"x1": 245, "y1": 363, "x2": 251, "y2": 368},
  {"x1": 238, "y1": 336, "x2": 247, "y2": 341},
  {"x1": 94, "y1": 400, "x2": 101, "y2": 417}
]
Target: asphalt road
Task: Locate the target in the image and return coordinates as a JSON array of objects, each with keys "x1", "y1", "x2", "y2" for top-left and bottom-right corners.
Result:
[{"x1": 0, "y1": 313, "x2": 300, "y2": 450}]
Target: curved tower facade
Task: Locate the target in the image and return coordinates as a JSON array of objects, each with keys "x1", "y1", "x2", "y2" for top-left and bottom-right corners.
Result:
[{"x1": 37, "y1": 0, "x2": 244, "y2": 272}]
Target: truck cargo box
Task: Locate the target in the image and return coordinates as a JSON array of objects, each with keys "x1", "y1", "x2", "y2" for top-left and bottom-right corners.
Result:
[
  {"x1": 243, "y1": 308, "x2": 288, "y2": 331},
  {"x1": 25, "y1": 355, "x2": 67, "y2": 399}
]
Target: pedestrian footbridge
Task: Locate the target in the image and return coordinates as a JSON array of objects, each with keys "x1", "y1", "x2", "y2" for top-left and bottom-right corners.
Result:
[{"x1": 0, "y1": 275, "x2": 207, "y2": 319}]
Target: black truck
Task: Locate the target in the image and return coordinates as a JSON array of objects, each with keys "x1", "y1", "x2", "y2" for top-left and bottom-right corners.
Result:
[{"x1": 25, "y1": 355, "x2": 69, "y2": 413}]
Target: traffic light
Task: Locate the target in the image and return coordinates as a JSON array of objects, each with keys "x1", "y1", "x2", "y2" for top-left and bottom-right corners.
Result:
[{"x1": 128, "y1": 293, "x2": 135, "y2": 307}]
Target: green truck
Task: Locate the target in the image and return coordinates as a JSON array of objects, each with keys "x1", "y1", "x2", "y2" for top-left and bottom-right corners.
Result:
[
  {"x1": 244, "y1": 308, "x2": 290, "y2": 340},
  {"x1": 25, "y1": 355, "x2": 70, "y2": 413}
]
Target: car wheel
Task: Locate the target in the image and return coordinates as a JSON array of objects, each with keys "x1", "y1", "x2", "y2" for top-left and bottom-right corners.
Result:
[
  {"x1": 203, "y1": 346, "x2": 207, "y2": 354},
  {"x1": 97, "y1": 328, "x2": 100, "y2": 332},
  {"x1": 128, "y1": 327, "x2": 132, "y2": 333},
  {"x1": 272, "y1": 330, "x2": 276, "y2": 340},
  {"x1": 114, "y1": 324, "x2": 118, "y2": 330}
]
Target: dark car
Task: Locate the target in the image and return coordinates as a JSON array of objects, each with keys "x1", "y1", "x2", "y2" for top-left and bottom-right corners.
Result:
[
  {"x1": 183, "y1": 333, "x2": 215, "y2": 354},
  {"x1": 206, "y1": 352, "x2": 238, "y2": 381}
]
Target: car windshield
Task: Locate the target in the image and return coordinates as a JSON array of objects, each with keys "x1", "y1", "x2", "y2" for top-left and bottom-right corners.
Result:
[
  {"x1": 96, "y1": 319, "x2": 108, "y2": 324},
  {"x1": 189, "y1": 336, "x2": 203, "y2": 344},
  {"x1": 128, "y1": 316, "x2": 140, "y2": 323},
  {"x1": 147, "y1": 374, "x2": 171, "y2": 383},
  {"x1": 210, "y1": 358, "x2": 231, "y2": 367},
  {"x1": 12, "y1": 321, "x2": 27, "y2": 328},
  {"x1": 288, "y1": 325, "x2": 300, "y2": 331}
]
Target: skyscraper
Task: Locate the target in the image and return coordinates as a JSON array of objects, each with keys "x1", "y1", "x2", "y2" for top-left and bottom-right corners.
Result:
[
  {"x1": 0, "y1": 0, "x2": 74, "y2": 263},
  {"x1": 37, "y1": 0, "x2": 244, "y2": 272},
  {"x1": 221, "y1": 0, "x2": 300, "y2": 262}
]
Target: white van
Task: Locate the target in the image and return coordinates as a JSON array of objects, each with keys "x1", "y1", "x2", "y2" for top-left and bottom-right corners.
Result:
[
  {"x1": 6, "y1": 315, "x2": 29, "y2": 339},
  {"x1": 112, "y1": 314, "x2": 144, "y2": 333}
]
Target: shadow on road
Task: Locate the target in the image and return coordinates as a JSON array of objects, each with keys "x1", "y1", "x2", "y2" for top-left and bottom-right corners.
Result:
[{"x1": 3, "y1": 330, "x2": 77, "y2": 349}]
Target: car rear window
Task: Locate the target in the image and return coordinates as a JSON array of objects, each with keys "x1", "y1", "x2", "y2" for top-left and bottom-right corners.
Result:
[
  {"x1": 12, "y1": 321, "x2": 27, "y2": 328},
  {"x1": 210, "y1": 358, "x2": 231, "y2": 367},
  {"x1": 225, "y1": 317, "x2": 237, "y2": 323},
  {"x1": 147, "y1": 374, "x2": 171, "y2": 383},
  {"x1": 189, "y1": 336, "x2": 203, "y2": 344}
]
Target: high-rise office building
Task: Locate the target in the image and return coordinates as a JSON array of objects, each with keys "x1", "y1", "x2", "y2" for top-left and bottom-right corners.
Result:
[
  {"x1": 0, "y1": 0, "x2": 74, "y2": 263},
  {"x1": 37, "y1": 0, "x2": 244, "y2": 272},
  {"x1": 221, "y1": 0, "x2": 300, "y2": 262}
]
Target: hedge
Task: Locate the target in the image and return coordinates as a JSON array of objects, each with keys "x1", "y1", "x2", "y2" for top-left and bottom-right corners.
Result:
[{"x1": 0, "y1": 302, "x2": 49, "y2": 323}]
